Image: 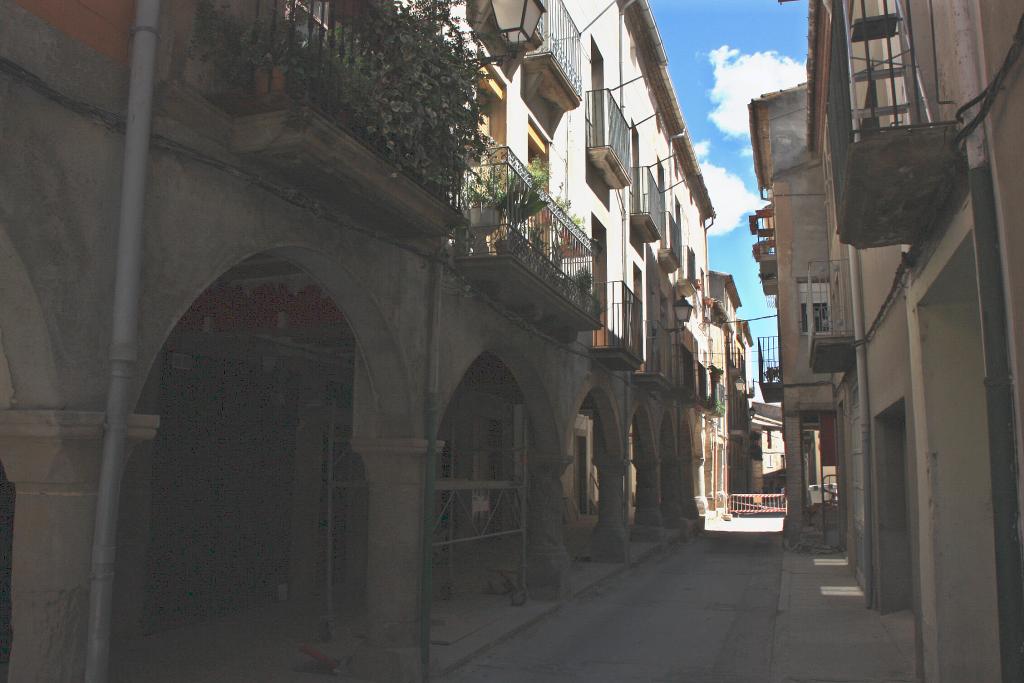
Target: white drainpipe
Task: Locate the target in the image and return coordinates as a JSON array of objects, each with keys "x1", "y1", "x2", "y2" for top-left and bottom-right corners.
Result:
[{"x1": 85, "y1": 1, "x2": 162, "y2": 681}]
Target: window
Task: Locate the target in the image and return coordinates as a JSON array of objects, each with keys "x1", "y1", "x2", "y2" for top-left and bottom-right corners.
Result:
[
  {"x1": 799, "y1": 281, "x2": 831, "y2": 334},
  {"x1": 767, "y1": 430, "x2": 773, "y2": 448}
]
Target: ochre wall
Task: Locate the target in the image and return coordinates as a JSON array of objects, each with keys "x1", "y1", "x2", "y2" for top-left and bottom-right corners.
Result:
[{"x1": 14, "y1": 0, "x2": 133, "y2": 62}]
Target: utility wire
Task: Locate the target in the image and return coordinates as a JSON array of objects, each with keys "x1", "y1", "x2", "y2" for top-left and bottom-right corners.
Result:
[{"x1": 955, "y1": 12, "x2": 1024, "y2": 144}]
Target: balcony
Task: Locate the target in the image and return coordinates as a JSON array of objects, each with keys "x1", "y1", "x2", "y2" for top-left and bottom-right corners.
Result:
[
  {"x1": 727, "y1": 342, "x2": 745, "y2": 382},
  {"x1": 630, "y1": 167, "x2": 666, "y2": 244},
  {"x1": 457, "y1": 147, "x2": 600, "y2": 340},
  {"x1": 828, "y1": 1, "x2": 960, "y2": 248},
  {"x1": 758, "y1": 336, "x2": 783, "y2": 403},
  {"x1": 585, "y1": 89, "x2": 631, "y2": 189},
  {"x1": 807, "y1": 260, "x2": 856, "y2": 373},
  {"x1": 673, "y1": 344, "x2": 697, "y2": 402},
  {"x1": 634, "y1": 325, "x2": 675, "y2": 393},
  {"x1": 659, "y1": 215, "x2": 683, "y2": 273},
  {"x1": 591, "y1": 281, "x2": 643, "y2": 371},
  {"x1": 695, "y1": 361, "x2": 714, "y2": 413},
  {"x1": 192, "y1": 0, "x2": 472, "y2": 239},
  {"x1": 522, "y1": 0, "x2": 583, "y2": 116},
  {"x1": 750, "y1": 208, "x2": 778, "y2": 295}
]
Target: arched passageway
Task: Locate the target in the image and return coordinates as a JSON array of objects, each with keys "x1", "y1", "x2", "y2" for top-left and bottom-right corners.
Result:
[
  {"x1": 658, "y1": 412, "x2": 685, "y2": 528},
  {"x1": 109, "y1": 254, "x2": 373, "y2": 681},
  {"x1": 433, "y1": 353, "x2": 530, "y2": 606},
  {"x1": 629, "y1": 403, "x2": 664, "y2": 541}
]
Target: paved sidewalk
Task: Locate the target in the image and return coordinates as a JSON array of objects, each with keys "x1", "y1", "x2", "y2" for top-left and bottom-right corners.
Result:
[{"x1": 772, "y1": 552, "x2": 916, "y2": 683}]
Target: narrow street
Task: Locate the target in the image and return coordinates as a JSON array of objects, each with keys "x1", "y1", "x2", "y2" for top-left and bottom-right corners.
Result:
[
  {"x1": 442, "y1": 520, "x2": 915, "y2": 683},
  {"x1": 443, "y1": 526, "x2": 781, "y2": 683}
]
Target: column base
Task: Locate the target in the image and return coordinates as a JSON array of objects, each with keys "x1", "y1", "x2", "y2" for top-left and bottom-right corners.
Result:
[
  {"x1": 661, "y1": 501, "x2": 685, "y2": 528},
  {"x1": 591, "y1": 524, "x2": 628, "y2": 563},
  {"x1": 527, "y1": 547, "x2": 572, "y2": 600},
  {"x1": 349, "y1": 644, "x2": 421, "y2": 683},
  {"x1": 694, "y1": 496, "x2": 709, "y2": 516}
]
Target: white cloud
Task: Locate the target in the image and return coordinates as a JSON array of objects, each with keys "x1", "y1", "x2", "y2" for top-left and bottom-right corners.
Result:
[
  {"x1": 691, "y1": 140, "x2": 764, "y2": 236},
  {"x1": 707, "y1": 45, "x2": 806, "y2": 138},
  {"x1": 702, "y1": 159, "x2": 765, "y2": 236}
]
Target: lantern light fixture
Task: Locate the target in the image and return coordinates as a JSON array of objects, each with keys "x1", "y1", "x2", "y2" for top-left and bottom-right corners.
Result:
[
  {"x1": 673, "y1": 296, "x2": 694, "y2": 325},
  {"x1": 491, "y1": 0, "x2": 546, "y2": 45}
]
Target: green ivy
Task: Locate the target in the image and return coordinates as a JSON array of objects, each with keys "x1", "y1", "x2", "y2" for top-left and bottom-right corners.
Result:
[{"x1": 192, "y1": 0, "x2": 489, "y2": 205}]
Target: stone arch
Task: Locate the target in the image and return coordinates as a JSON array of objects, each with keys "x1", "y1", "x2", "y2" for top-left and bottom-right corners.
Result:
[
  {"x1": 677, "y1": 410, "x2": 700, "y2": 518},
  {"x1": 658, "y1": 410, "x2": 685, "y2": 528},
  {"x1": 135, "y1": 245, "x2": 417, "y2": 435},
  {"x1": 565, "y1": 373, "x2": 623, "y2": 462},
  {"x1": 0, "y1": 228, "x2": 60, "y2": 408},
  {"x1": 435, "y1": 348, "x2": 569, "y2": 600},
  {"x1": 628, "y1": 396, "x2": 662, "y2": 536},
  {"x1": 436, "y1": 344, "x2": 562, "y2": 459}
]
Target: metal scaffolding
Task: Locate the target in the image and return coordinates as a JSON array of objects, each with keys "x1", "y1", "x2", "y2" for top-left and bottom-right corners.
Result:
[{"x1": 431, "y1": 446, "x2": 528, "y2": 606}]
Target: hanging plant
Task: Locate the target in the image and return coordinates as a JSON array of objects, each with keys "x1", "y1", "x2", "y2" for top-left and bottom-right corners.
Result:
[{"x1": 191, "y1": 0, "x2": 489, "y2": 205}]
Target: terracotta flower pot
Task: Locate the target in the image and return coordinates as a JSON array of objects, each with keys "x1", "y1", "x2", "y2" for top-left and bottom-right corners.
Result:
[{"x1": 254, "y1": 66, "x2": 286, "y2": 95}]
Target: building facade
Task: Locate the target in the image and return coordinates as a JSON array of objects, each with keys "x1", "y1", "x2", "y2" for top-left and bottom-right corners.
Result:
[
  {"x1": 0, "y1": 1, "x2": 750, "y2": 681},
  {"x1": 755, "y1": 1, "x2": 1024, "y2": 681}
]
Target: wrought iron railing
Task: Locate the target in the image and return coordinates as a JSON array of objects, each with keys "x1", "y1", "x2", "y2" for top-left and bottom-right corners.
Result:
[
  {"x1": 829, "y1": 0, "x2": 937, "y2": 210},
  {"x1": 630, "y1": 166, "x2": 666, "y2": 242},
  {"x1": 667, "y1": 215, "x2": 683, "y2": 266},
  {"x1": 806, "y1": 259, "x2": 854, "y2": 338},
  {"x1": 193, "y1": 0, "x2": 478, "y2": 208},
  {"x1": 750, "y1": 208, "x2": 776, "y2": 261},
  {"x1": 461, "y1": 147, "x2": 596, "y2": 315},
  {"x1": 758, "y1": 336, "x2": 783, "y2": 386},
  {"x1": 675, "y1": 343, "x2": 697, "y2": 397},
  {"x1": 529, "y1": 0, "x2": 582, "y2": 97},
  {"x1": 639, "y1": 324, "x2": 674, "y2": 380},
  {"x1": 697, "y1": 361, "x2": 711, "y2": 407},
  {"x1": 593, "y1": 281, "x2": 643, "y2": 359},
  {"x1": 585, "y1": 89, "x2": 629, "y2": 173}
]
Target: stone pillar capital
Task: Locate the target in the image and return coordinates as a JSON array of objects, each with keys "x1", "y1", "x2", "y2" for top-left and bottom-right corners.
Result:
[
  {"x1": 349, "y1": 437, "x2": 429, "y2": 486},
  {"x1": 0, "y1": 410, "x2": 158, "y2": 486},
  {"x1": 528, "y1": 454, "x2": 572, "y2": 476}
]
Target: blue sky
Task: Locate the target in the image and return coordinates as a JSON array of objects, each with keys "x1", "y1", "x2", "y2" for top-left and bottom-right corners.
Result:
[{"x1": 649, "y1": 0, "x2": 809, "y2": 392}]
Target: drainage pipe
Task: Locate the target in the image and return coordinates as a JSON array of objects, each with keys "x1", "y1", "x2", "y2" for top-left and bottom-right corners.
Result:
[
  {"x1": 85, "y1": 2, "x2": 162, "y2": 681},
  {"x1": 420, "y1": 257, "x2": 443, "y2": 677},
  {"x1": 953, "y1": 2, "x2": 1024, "y2": 679},
  {"x1": 847, "y1": 244, "x2": 873, "y2": 610}
]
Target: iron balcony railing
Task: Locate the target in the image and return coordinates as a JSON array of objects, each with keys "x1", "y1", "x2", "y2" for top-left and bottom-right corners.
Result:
[
  {"x1": 585, "y1": 89, "x2": 630, "y2": 174},
  {"x1": 630, "y1": 166, "x2": 666, "y2": 242},
  {"x1": 805, "y1": 260, "x2": 854, "y2": 338},
  {"x1": 697, "y1": 361, "x2": 711, "y2": 407},
  {"x1": 528, "y1": 0, "x2": 582, "y2": 97},
  {"x1": 829, "y1": 0, "x2": 936, "y2": 208},
  {"x1": 195, "y1": 0, "x2": 471, "y2": 207},
  {"x1": 758, "y1": 336, "x2": 783, "y2": 386},
  {"x1": 675, "y1": 343, "x2": 697, "y2": 397},
  {"x1": 639, "y1": 324, "x2": 675, "y2": 380},
  {"x1": 668, "y1": 215, "x2": 683, "y2": 267},
  {"x1": 750, "y1": 208, "x2": 776, "y2": 261},
  {"x1": 461, "y1": 147, "x2": 595, "y2": 314},
  {"x1": 593, "y1": 281, "x2": 643, "y2": 359}
]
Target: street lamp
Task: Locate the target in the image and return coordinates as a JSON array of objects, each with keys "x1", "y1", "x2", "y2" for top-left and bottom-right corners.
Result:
[
  {"x1": 673, "y1": 296, "x2": 694, "y2": 325},
  {"x1": 734, "y1": 377, "x2": 746, "y2": 392},
  {"x1": 491, "y1": 0, "x2": 546, "y2": 45}
]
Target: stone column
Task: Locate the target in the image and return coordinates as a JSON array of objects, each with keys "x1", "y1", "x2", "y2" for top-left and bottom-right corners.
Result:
[
  {"x1": 526, "y1": 456, "x2": 572, "y2": 600},
  {"x1": 347, "y1": 438, "x2": 426, "y2": 683},
  {"x1": 590, "y1": 457, "x2": 628, "y2": 563},
  {"x1": 0, "y1": 410, "x2": 157, "y2": 683},
  {"x1": 631, "y1": 455, "x2": 665, "y2": 542},
  {"x1": 660, "y1": 458, "x2": 685, "y2": 529}
]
